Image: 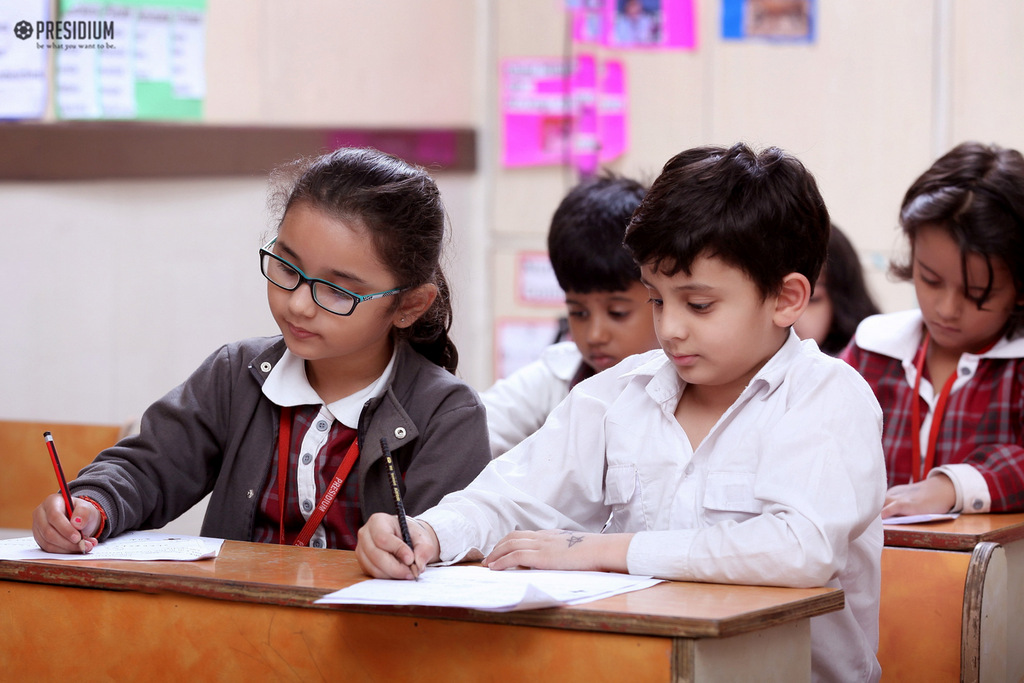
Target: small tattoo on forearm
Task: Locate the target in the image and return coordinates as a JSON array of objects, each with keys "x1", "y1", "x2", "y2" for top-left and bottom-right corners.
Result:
[{"x1": 567, "y1": 534, "x2": 584, "y2": 548}]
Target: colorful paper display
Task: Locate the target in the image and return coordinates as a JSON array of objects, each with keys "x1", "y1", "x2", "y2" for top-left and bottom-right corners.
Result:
[{"x1": 501, "y1": 55, "x2": 628, "y2": 170}]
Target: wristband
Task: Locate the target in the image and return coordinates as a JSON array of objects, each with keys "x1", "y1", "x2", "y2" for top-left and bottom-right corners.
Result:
[{"x1": 77, "y1": 495, "x2": 108, "y2": 539}]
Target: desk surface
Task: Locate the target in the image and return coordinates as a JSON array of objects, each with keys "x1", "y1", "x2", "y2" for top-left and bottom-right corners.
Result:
[
  {"x1": 0, "y1": 539, "x2": 841, "y2": 640},
  {"x1": 883, "y1": 512, "x2": 1024, "y2": 551}
]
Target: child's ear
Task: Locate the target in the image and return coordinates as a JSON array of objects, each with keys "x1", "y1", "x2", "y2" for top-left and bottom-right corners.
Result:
[
  {"x1": 392, "y1": 283, "x2": 439, "y2": 329},
  {"x1": 772, "y1": 273, "x2": 812, "y2": 328}
]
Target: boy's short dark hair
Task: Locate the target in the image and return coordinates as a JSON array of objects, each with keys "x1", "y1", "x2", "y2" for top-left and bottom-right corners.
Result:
[
  {"x1": 548, "y1": 174, "x2": 648, "y2": 293},
  {"x1": 623, "y1": 143, "x2": 830, "y2": 299}
]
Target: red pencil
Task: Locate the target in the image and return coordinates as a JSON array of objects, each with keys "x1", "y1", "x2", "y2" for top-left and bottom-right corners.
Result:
[{"x1": 43, "y1": 431, "x2": 74, "y2": 520}]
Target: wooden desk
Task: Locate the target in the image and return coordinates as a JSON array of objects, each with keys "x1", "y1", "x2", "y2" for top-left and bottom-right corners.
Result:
[
  {"x1": 880, "y1": 514, "x2": 1024, "y2": 683},
  {"x1": 0, "y1": 541, "x2": 842, "y2": 682}
]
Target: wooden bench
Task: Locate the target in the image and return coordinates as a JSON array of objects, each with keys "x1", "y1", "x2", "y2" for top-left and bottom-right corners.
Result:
[{"x1": 0, "y1": 419, "x2": 122, "y2": 529}]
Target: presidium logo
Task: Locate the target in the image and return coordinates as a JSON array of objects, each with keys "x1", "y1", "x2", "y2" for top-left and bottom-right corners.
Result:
[{"x1": 13, "y1": 19, "x2": 115, "y2": 42}]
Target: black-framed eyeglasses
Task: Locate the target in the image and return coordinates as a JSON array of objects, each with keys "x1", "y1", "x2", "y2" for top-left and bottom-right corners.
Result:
[{"x1": 259, "y1": 239, "x2": 404, "y2": 316}]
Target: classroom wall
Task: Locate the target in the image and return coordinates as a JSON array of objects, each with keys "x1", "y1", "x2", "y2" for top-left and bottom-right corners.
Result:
[
  {"x1": 4, "y1": 0, "x2": 1024, "y2": 433},
  {"x1": 488, "y1": 0, "x2": 1024, "y2": 350}
]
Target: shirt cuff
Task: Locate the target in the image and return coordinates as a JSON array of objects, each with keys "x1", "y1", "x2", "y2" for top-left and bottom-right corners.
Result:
[
  {"x1": 415, "y1": 508, "x2": 486, "y2": 565},
  {"x1": 929, "y1": 464, "x2": 990, "y2": 513},
  {"x1": 625, "y1": 529, "x2": 697, "y2": 578}
]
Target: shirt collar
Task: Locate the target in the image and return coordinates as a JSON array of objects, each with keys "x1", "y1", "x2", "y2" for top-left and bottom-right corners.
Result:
[
  {"x1": 623, "y1": 329, "x2": 805, "y2": 408},
  {"x1": 261, "y1": 347, "x2": 397, "y2": 428},
  {"x1": 854, "y1": 309, "x2": 1024, "y2": 362}
]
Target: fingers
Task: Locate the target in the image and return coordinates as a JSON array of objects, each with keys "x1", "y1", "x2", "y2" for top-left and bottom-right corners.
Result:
[
  {"x1": 356, "y1": 513, "x2": 426, "y2": 580},
  {"x1": 32, "y1": 493, "x2": 89, "y2": 553},
  {"x1": 484, "y1": 532, "x2": 550, "y2": 571}
]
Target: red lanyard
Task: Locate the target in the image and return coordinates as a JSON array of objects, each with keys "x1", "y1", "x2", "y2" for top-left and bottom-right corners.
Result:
[
  {"x1": 909, "y1": 332, "x2": 997, "y2": 482},
  {"x1": 909, "y1": 333, "x2": 955, "y2": 482},
  {"x1": 277, "y1": 406, "x2": 360, "y2": 547}
]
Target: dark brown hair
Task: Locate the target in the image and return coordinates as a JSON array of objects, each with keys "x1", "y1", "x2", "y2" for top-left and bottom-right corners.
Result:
[
  {"x1": 272, "y1": 147, "x2": 458, "y2": 372},
  {"x1": 893, "y1": 141, "x2": 1024, "y2": 338},
  {"x1": 624, "y1": 143, "x2": 829, "y2": 299}
]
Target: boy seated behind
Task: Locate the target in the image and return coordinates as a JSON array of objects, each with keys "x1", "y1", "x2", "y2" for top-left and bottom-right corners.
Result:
[
  {"x1": 358, "y1": 144, "x2": 886, "y2": 683},
  {"x1": 482, "y1": 174, "x2": 658, "y2": 457}
]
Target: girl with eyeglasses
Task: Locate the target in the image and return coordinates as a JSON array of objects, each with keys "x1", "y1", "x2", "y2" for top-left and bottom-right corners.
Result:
[{"x1": 33, "y1": 148, "x2": 491, "y2": 553}]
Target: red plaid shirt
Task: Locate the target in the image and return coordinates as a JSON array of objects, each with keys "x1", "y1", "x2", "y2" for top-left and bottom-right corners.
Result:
[
  {"x1": 252, "y1": 404, "x2": 362, "y2": 548},
  {"x1": 841, "y1": 311, "x2": 1024, "y2": 512}
]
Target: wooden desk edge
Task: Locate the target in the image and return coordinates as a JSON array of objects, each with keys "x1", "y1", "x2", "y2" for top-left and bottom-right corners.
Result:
[
  {"x1": 884, "y1": 515, "x2": 1024, "y2": 551},
  {"x1": 0, "y1": 558, "x2": 843, "y2": 640}
]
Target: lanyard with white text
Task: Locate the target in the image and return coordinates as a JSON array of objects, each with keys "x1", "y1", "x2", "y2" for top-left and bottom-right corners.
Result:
[{"x1": 277, "y1": 406, "x2": 360, "y2": 547}]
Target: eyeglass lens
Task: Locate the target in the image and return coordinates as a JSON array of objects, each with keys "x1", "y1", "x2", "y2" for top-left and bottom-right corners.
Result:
[{"x1": 261, "y1": 252, "x2": 358, "y2": 315}]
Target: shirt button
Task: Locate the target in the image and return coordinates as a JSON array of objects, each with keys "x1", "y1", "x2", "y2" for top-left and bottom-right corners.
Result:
[
  {"x1": 247, "y1": 489, "x2": 254, "y2": 499},
  {"x1": 394, "y1": 427, "x2": 407, "y2": 439},
  {"x1": 960, "y1": 367, "x2": 971, "y2": 376},
  {"x1": 260, "y1": 362, "x2": 272, "y2": 373},
  {"x1": 301, "y1": 453, "x2": 313, "y2": 465},
  {"x1": 684, "y1": 463, "x2": 695, "y2": 475},
  {"x1": 316, "y1": 420, "x2": 329, "y2": 431},
  {"x1": 302, "y1": 499, "x2": 314, "y2": 512},
  {"x1": 972, "y1": 499, "x2": 984, "y2": 511},
  {"x1": 311, "y1": 539, "x2": 324, "y2": 548}
]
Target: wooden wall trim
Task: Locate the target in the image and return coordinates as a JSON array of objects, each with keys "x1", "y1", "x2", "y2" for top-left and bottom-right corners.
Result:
[{"x1": 0, "y1": 122, "x2": 477, "y2": 180}]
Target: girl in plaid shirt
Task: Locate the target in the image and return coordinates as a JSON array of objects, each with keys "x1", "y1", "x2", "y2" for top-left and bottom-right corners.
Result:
[{"x1": 842, "y1": 142, "x2": 1024, "y2": 518}]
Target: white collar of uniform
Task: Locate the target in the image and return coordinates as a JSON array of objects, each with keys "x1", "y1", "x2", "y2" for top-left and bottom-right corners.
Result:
[
  {"x1": 261, "y1": 347, "x2": 397, "y2": 428},
  {"x1": 854, "y1": 309, "x2": 1024, "y2": 362},
  {"x1": 627, "y1": 329, "x2": 807, "y2": 409}
]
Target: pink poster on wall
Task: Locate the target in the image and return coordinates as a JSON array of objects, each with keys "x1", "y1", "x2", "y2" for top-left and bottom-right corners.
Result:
[
  {"x1": 571, "y1": 54, "x2": 599, "y2": 176},
  {"x1": 570, "y1": 0, "x2": 605, "y2": 45},
  {"x1": 501, "y1": 55, "x2": 630, "y2": 169},
  {"x1": 501, "y1": 57, "x2": 572, "y2": 168},
  {"x1": 598, "y1": 59, "x2": 626, "y2": 163},
  {"x1": 601, "y1": 0, "x2": 697, "y2": 50}
]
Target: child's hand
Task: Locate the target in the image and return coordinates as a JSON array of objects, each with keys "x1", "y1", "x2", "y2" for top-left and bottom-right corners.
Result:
[
  {"x1": 356, "y1": 513, "x2": 440, "y2": 580},
  {"x1": 882, "y1": 474, "x2": 957, "y2": 519},
  {"x1": 483, "y1": 530, "x2": 632, "y2": 573},
  {"x1": 31, "y1": 493, "x2": 101, "y2": 554}
]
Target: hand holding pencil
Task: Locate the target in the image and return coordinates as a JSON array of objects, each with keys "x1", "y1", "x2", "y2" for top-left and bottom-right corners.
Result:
[
  {"x1": 354, "y1": 439, "x2": 442, "y2": 579},
  {"x1": 31, "y1": 432, "x2": 101, "y2": 554}
]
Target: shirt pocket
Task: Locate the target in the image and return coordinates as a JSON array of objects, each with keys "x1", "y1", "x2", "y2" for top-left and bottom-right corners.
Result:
[
  {"x1": 604, "y1": 463, "x2": 637, "y2": 507},
  {"x1": 703, "y1": 470, "x2": 762, "y2": 522},
  {"x1": 603, "y1": 463, "x2": 645, "y2": 531}
]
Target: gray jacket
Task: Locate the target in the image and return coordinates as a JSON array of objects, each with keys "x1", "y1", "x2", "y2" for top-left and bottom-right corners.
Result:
[{"x1": 71, "y1": 336, "x2": 490, "y2": 543}]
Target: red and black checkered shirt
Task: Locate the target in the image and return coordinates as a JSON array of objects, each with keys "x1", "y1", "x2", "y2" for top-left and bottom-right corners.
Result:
[
  {"x1": 841, "y1": 324, "x2": 1024, "y2": 512},
  {"x1": 252, "y1": 404, "x2": 362, "y2": 548}
]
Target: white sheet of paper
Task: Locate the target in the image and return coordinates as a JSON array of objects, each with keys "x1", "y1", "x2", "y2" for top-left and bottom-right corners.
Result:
[
  {"x1": 316, "y1": 565, "x2": 662, "y2": 612},
  {"x1": 882, "y1": 513, "x2": 959, "y2": 526},
  {"x1": 0, "y1": 531, "x2": 223, "y2": 561}
]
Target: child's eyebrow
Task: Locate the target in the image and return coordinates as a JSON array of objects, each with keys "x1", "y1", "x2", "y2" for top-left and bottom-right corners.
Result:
[
  {"x1": 673, "y1": 283, "x2": 715, "y2": 292},
  {"x1": 277, "y1": 239, "x2": 372, "y2": 287}
]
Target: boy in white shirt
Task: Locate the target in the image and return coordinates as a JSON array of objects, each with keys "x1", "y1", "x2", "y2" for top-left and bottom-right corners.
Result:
[
  {"x1": 482, "y1": 174, "x2": 659, "y2": 457},
  {"x1": 357, "y1": 143, "x2": 886, "y2": 682}
]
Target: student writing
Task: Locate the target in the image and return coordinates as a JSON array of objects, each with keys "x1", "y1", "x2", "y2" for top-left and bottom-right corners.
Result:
[
  {"x1": 481, "y1": 174, "x2": 658, "y2": 457},
  {"x1": 32, "y1": 147, "x2": 491, "y2": 554},
  {"x1": 841, "y1": 141, "x2": 1024, "y2": 517},
  {"x1": 358, "y1": 143, "x2": 886, "y2": 683}
]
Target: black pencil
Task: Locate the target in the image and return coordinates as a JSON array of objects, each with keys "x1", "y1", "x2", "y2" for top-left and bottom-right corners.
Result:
[{"x1": 381, "y1": 437, "x2": 418, "y2": 579}]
